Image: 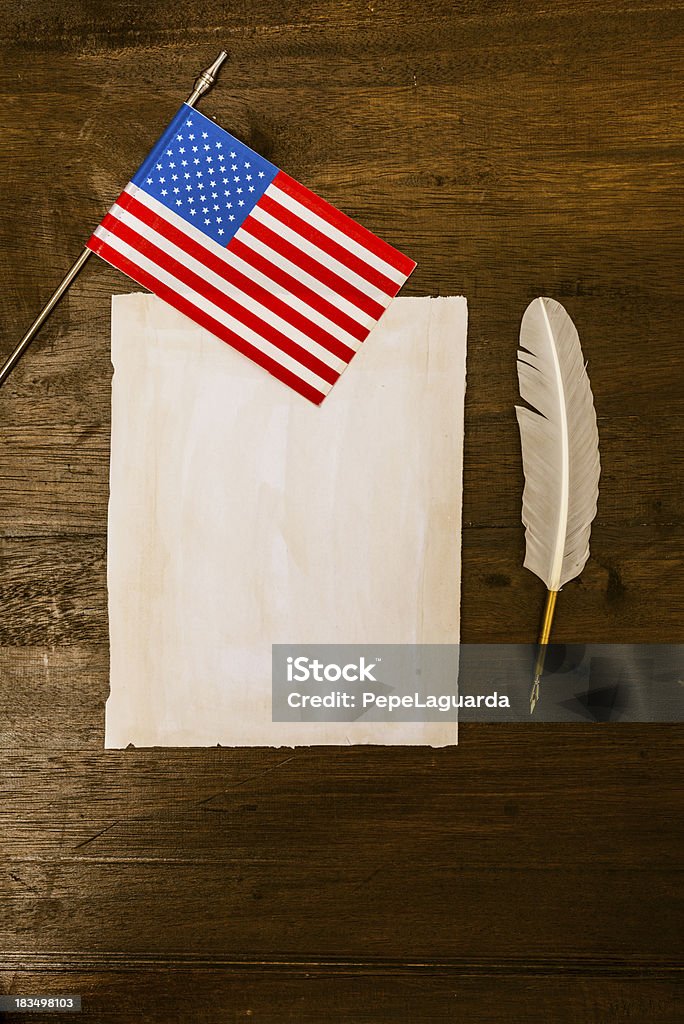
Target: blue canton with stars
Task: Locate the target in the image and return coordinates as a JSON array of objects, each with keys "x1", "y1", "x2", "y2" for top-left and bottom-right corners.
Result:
[{"x1": 132, "y1": 104, "x2": 279, "y2": 246}]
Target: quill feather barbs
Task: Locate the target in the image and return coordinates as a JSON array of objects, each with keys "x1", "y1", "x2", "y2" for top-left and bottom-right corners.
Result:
[{"x1": 515, "y1": 297, "x2": 600, "y2": 592}]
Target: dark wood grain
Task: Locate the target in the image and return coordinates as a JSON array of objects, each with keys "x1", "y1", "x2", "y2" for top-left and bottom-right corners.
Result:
[
  {"x1": 0, "y1": 968, "x2": 680, "y2": 1024},
  {"x1": 0, "y1": 0, "x2": 682, "y2": 1020},
  {"x1": 0, "y1": 730, "x2": 681, "y2": 986}
]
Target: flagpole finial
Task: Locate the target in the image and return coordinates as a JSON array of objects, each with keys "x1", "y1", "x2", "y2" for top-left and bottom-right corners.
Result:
[
  {"x1": 186, "y1": 51, "x2": 229, "y2": 108},
  {"x1": 0, "y1": 50, "x2": 230, "y2": 390}
]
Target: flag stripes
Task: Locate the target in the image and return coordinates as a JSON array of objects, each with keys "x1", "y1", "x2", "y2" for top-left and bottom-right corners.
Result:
[
  {"x1": 93, "y1": 237, "x2": 331, "y2": 404},
  {"x1": 115, "y1": 190, "x2": 360, "y2": 361},
  {"x1": 243, "y1": 209, "x2": 388, "y2": 319},
  {"x1": 256, "y1": 191, "x2": 400, "y2": 296},
  {"x1": 272, "y1": 172, "x2": 415, "y2": 279},
  {"x1": 227, "y1": 233, "x2": 368, "y2": 345},
  {"x1": 88, "y1": 132, "x2": 415, "y2": 403},
  {"x1": 95, "y1": 218, "x2": 342, "y2": 385},
  {"x1": 103, "y1": 196, "x2": 350, "y2": 371}
]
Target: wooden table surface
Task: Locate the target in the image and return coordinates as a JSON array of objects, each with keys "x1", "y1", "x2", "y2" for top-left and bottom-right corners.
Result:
[{"x1": 1, "y1": 1, "x2": 682, "y2": 1020}]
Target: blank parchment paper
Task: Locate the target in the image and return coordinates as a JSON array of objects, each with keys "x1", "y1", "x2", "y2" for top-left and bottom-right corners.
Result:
[{"x1": 105, "y1": 294, "x2": 467, "y2": 747}]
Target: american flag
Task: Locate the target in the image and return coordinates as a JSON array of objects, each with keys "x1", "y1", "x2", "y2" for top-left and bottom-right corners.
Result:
[{"x1": 87, "y1": 104, "x2": 416, "y2": 404}]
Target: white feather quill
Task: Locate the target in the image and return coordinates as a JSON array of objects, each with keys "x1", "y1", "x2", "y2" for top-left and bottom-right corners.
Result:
[{"x1": 515, "y1": 297, "x2": 601, "y2": 709}]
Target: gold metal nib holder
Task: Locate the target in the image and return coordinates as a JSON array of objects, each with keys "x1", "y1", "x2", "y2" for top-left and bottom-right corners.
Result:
[{"x1": 530, "y1": 588, "x2": 559, "y2": 713}]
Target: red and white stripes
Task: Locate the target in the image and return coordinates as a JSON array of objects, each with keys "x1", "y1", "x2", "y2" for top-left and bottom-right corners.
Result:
[{"x1": 88, "y1": 170, "x2": 415, "y2": 404}]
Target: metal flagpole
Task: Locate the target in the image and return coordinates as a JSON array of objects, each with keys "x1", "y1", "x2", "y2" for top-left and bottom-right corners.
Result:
[{"x1": 0, "y1": 51, "x2": 228, "y2": 389}]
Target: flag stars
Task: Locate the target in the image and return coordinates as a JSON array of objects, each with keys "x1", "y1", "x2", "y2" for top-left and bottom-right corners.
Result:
[{"x1": 142, "y1": 123, "x2": 276, "y2": 242}]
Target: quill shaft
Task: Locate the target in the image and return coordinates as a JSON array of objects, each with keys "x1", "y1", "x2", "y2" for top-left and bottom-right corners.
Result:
[{"x1": 538, "y1": 300, "x2": 570, "y2": 590}]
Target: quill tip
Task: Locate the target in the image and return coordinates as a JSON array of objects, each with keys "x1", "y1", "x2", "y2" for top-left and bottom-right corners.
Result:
[{"x1": 530, "y1": 677, "x2": 540, "y2": 714}]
